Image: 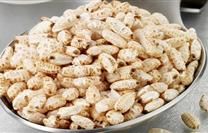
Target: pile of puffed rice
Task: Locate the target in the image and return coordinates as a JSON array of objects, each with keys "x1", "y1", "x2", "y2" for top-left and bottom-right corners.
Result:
[{"x1": 0, "y1": 0, "x2": 202, "y2": 130}]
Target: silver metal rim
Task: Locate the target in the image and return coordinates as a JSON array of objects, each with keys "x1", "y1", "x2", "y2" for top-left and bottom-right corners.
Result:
[
  {"x1": 0, "y1": 37, "x2": 206, "y2": 132},
  {"x1": 0, "y1": 0, "x2": 52, "y2": 5}
]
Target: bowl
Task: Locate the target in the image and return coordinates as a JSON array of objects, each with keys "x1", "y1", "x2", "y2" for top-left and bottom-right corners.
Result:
[
  {"x1": 0, "y1": 0, "x2": 207, "y2": 132},
  {"x1": 0, "y1": 0, "x2": 52, "y2": 5},
  {"x1": 0, "y1": 38, "x2": 206, "y2": 133}
]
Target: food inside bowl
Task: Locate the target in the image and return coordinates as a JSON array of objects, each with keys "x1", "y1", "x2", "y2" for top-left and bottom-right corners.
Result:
[{"x1": 0, "y1": 0, "x2": 202, "y2": 130}]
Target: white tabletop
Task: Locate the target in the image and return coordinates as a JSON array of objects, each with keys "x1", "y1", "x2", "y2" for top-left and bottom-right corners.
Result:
[{"x1": 0, "y1": 1, "x2": 208, "y2": 133}]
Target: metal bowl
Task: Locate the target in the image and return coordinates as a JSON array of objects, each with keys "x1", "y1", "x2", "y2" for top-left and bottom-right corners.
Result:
[
  {"x1": 0, "y1": 0, "x2": 52, "y2": 5},
  {"x1": 0, "y1": 0, "x2": 207, "y2": 133}
]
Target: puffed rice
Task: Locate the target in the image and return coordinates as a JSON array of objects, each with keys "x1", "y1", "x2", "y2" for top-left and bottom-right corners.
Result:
[{"x1": 0, "y1": 0, "x2": 201, "y2": 130}]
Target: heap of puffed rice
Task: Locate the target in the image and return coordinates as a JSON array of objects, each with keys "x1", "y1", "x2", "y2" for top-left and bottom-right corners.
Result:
[{"x1": 0, "y1": 0, "x2": 201, "y2": 130}]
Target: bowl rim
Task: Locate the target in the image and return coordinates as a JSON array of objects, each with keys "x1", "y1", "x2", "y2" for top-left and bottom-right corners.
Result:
[
  {"x1": 0, "y1": 0, "x2": 52, "y2": 5},
  {"x1": 0, "y1": 37, "x2": 207, "y2": 133}
]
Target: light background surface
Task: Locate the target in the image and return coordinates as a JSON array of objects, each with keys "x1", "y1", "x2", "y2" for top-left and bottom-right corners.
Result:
[{"x1": 0, "y1": 0, "x2": 208, "y2": 133}]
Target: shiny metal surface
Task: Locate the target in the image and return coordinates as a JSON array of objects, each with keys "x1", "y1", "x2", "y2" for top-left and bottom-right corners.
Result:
[
  {"x1": 181, "y1": 7, "x2": 202, "y2": 13},
  {"x1": 0, "y1": 0, "x2": 52, "y2": 5},
  {"x1": 0, "y1": 0, "x2": 207, "y2": 133},
  {"x1": 181, "y1": 0, "x2": 207, "y2": 13}
]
